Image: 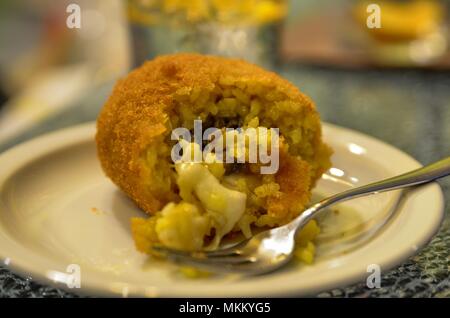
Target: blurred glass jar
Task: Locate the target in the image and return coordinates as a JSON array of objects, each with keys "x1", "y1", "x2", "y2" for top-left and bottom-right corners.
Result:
[
  {"x1": 126, "y1": 0, "x2": 287, "y2": 68},
  {"x1": 353, "y1": 0, "x2": 448, "y2": 66}
]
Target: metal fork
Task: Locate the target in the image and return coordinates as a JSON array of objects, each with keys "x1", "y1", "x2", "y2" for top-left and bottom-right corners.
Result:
[{"x1": 154, "y1": 156, "x2": 450, "y2": 275}]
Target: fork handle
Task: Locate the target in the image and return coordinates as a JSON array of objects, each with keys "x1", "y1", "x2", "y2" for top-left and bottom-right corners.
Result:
[{"x1": 290, "y1": 156, "x2": 450, "y2": 231}]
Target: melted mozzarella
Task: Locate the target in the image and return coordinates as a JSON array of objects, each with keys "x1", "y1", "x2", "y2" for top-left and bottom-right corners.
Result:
[{"x1": 155, "y1": 140, "x2": 247, "y2": 250}]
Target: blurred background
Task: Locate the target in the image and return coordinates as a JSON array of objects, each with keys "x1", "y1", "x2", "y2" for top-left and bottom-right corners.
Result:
[
  {"x1": 0, "y1": 0, "x2": 449, "y2": 156},
  {"x1": 0, "y1": 0, "x2": 449, "y2": 297}
]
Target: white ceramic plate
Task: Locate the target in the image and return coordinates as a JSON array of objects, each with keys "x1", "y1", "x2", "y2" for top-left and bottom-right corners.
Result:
[{"x1": 0, "y1": 122, "x2": 444, "y2": 297}]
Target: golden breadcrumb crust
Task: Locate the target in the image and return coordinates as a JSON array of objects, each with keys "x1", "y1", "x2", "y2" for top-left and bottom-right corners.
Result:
[{"x1": 96, "y1": 53, "x2": 330, "y2": 216}]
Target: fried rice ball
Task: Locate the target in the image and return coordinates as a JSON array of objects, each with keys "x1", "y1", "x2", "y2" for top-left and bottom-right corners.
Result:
[{"x1": 96, "y1": 53, "x2": 332, "y2": 252}]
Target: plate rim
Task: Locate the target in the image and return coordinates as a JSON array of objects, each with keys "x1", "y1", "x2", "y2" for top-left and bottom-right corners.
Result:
[{"x1": 0, "y1": 122, "x2": 445, "y2": 297}]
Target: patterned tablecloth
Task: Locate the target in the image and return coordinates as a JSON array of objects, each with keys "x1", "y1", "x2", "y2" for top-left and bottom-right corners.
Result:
[{"x1": 0, "y1": 65, "x2": 448, "y2": 297}]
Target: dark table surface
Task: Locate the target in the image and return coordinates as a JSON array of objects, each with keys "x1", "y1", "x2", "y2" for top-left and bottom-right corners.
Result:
[{"x1": 0, "y1": 64, "x2": 449, "y2": 297}]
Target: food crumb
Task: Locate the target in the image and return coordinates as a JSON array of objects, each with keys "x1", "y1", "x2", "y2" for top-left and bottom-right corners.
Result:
[
  {"x1": 179, "y1": 266, "x2": 210, "y2": 279},
  {"x1": 90, "y1": 207, "x2": 105, "y2": 215},
  {"x1": 294, "y1": 242, "x2": 315, "y2": 264},
  {"x1": 294, "y1": 220, "x2": 320, "y2": 264}
]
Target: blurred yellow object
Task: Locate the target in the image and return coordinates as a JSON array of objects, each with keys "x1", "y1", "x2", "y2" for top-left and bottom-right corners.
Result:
[
  {"x1": 127, "y1": 2, "x2": 158, "y2": 26},
  {"x1": 127, "y1": 0, "x2": 287, "y2": 26},
  {"x1": 354, "y1": 0, "x2": 444, "y2": 42},
  {"x1": 294, "y1": 241, "x2": 315, "y2": 264},
  {"x1": 179, "y1": 266, "x2": 211, "y2": 278},
  {"x1": 294, "y1": 220, "x2": 321, "y2": 264}
]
